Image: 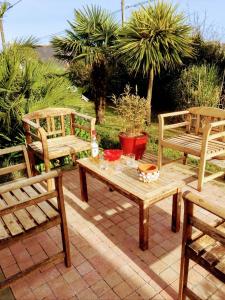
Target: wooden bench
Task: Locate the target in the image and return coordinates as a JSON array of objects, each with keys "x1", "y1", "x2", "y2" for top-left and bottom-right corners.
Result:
[
  {"x1": 179, "y1": 191, "x2": 225, "y2": 299},
  {"x1": 23, "y1": 108, "x2": 96, "y2": 189},
  {"x1": 0, "y1": 145, "x2": 71, "y2": 290},
  {"x1": 158, "y1": 107, "x2": 225, "y2": 191}
]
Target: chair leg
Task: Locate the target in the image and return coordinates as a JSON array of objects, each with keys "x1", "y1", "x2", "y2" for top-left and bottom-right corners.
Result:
[
  {"x1": 28, "y1": 150, "x2": 37, "y2": 175},
  {"x1": 44, "y1": 158, "x2": 53, "y2": 191},
  {"x1": 158, "y1": 144, "x2": 163, "y2": 169},
  {"x1": 179, "y1": 255, "x2": 190, "y2": 300},
  {"x1": 71, "y1": 153, "x2": 77, "y2": 166},
  {"x1": 183, "y1": 153, "x2": 188, "y2": 165},
  {"x1": 55, "y1": 175, "x2": 71, "y2": 268},
  {"x1": 198, "y1": 154, "x2": 207, "y2": 192}
]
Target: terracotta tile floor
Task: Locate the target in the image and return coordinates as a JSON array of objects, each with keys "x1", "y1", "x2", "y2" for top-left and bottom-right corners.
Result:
[{"x1": 0, "y1": 162, "x2": 225, "y2": 300}]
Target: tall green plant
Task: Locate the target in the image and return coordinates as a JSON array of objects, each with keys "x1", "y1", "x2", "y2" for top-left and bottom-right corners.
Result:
[
  {"x1": 116, "y1": 1, "x2": 193, "y2": 123},
  {"x1": 0, "y1": 43, "x2": 73, "y2": 147},
  {"x1": 51, "y1": 5, "x2": 119, "y2": 124},
  {"x1": 176, "y1": 64, "x2": 222, "y2": 108}
]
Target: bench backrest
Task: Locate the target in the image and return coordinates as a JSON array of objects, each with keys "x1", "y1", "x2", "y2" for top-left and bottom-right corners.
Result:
[
  {"x1": 188, "y1": 107, "x2": 225, "y2": 140},
  {"x1": 22, "y1": 107, "x2": 95, "y2": 143},
  {"x1": 23, "y1": 108, "x2": 75, "y2": 138},
  {"x1": 0, "y1": 145, "x2": 31, "y2": 181}
]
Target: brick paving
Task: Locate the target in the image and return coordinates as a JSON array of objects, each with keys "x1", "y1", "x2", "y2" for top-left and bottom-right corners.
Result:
[{"x1": 0, "y1": 162, "x2": 225, "y2": 299}]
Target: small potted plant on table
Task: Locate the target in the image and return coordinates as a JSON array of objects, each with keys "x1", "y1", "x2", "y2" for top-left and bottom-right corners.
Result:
[{"x1": 113, "y1": 86, "x2": 148, "y2": 160}]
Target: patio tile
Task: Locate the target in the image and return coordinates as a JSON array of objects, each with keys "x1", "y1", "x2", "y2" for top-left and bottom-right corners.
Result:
[
  {"x1": 77, "y1": 287, "x2": 98, "y2": 299},
  {"x1": 76, "y1": 260, "x2": 94, "y2": 276},
  {"x1": 82, "y1": 270, "x2": 102, "y2": 286},
  {"x1": 159, "y1": 267, "x2": 179, "y2": 285},
  {"x1": 136, "y1": 283, "x2": 158, "y2": 299},
  {"x1": 113, "y1": 281, "x2": 134, "y2": 299},
  {"x1": 69, "y1": 277, "x2": 88, "y2": 295},
  {"x1": 91, "y1": 279, "x2": 111, "y2": 297},
  {"x1": 33, "y1": 283, "x2": 54, "y2": 299},
  {"x1": 104, "y1": 271, "x2": 124, "y2": 288},
  {"x1": 99, "y1": 289, "x2": 120, "y2": 300},
  {"x1": 63, "y1": 267, "x2": 81, "y2": 284}
]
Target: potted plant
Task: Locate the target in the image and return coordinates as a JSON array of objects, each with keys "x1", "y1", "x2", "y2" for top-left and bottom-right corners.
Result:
[{"x1": 113, "y1": 86, "x2": 148, "y2": 160}]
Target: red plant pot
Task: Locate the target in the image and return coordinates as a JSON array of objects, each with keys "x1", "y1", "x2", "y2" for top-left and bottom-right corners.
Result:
[{"x1": 119, "y1": 132, "x2": 148, "y2": 160}]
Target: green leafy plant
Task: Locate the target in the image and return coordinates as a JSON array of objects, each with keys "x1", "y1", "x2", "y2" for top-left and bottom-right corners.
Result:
[
  {"x1": 112, "y1": 86, "x2": 148, "y2": 136},
  {"x1": 0, "y1": 43, "x2": 74, "y2": 147},
  {"x1": 51, "y1": 5, "x2": 119, "y2": 124},
  {"x1": 116, "y1": 1, "x2": 193, "y2": 123},
  {"x1": 176, "y1": 64, "x2": 222, "y2": 108}
]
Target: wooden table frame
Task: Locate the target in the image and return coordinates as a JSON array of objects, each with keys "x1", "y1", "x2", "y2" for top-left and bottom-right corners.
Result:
[{"x1": 78, "y1": 163, "x2": 181, "y2": 251}]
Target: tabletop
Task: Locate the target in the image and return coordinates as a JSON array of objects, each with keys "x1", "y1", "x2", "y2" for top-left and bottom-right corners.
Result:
[{"x1": 77, "y1": 156, "x2": 186, "y2": 203}]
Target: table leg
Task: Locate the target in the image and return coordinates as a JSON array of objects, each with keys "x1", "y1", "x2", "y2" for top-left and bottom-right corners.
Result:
[
  {"x1": 79, "y1": 165, "x2": 88, "y2": 202},
  {"x1": 139, "y1": 202, "x2": 149, "y2": 250},
  {"x1": 171, "y1": 189, "x2": 181, "y2": 232}
]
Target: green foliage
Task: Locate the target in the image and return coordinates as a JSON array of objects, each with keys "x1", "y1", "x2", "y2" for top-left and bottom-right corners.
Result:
[
  {"x1": 112, "y1": 86, "x2": 148, "y2": 136},
  {"x1": 51, "y1": 5, "x2": 119, "y2": 123},
  {"x1": 175, "y1": 64, "x2": 222, "y2": 108},
  {"x1": 0, "y1": 43, "x2": 74, "y2": 147},
  {"x1": 116, "y1": 1, "x2": 193, "y2": 76}
]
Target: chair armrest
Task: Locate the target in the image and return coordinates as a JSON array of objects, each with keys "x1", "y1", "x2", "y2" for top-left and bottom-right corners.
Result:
[
  {"x1": 22, "y1": 118, "x2": 40, "y2": 130},
  {"x1": 206, "y1": 120, "x2": 225, "y2": 141},
  {"x1": 158, "y1": 111, "x2": 190, "y2": 140},
  {"x1": 0, "y1": 170, "x2": 61, "y2": 194},
  {"x1": 159, "y1": 110, "x2": 190, "y2": 119},
  {"x1": 72, "y1": 111, "x2": 96, "y2": 123},
  {"x1": 71, "y1": 112, "x2": 96, "y2": 137},
  {"x1": 183, "y1": 191, "x2": 225, "y2": 220}
]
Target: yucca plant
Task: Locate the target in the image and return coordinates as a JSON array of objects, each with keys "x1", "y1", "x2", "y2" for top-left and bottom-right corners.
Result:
[
  {"x1": 116, "y1": 1, "x2": 193, "y2": 123},
  {"x1": 51, "y1": 5, "x2": 119, "y2": 124}
]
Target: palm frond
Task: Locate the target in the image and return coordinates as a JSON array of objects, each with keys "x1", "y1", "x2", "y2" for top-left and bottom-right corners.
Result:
[{"x1": 116, "y1": 1, "x2": 193, "y2": 76}]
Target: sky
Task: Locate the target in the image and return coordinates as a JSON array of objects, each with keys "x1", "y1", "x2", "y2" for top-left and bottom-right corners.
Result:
[{"x1": 2, "y1": 0, "x2": 225, "y2": 45}]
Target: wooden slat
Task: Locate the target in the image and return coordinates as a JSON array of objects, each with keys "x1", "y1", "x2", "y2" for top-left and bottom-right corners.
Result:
[
  {"x1": 46, "y1": 130, "x2": 63, "y2": 137},
  {"x1": 46, "y1": 117, "x2": 51, "y2": 133},
  {"x1": 2, "y1": 192, "x2": 36, "y2": 231},
  {"x1": 0, "y1": 218, "x2": 9, "y2": 239},
  {"x1": 15, "y1": 188, "x2": 47, "y2": 225},
  {"x1": 33, "y1": 183, "x2": 58, "y2": 209},
  {"x1": 202, "y1": 243, "x2": 225, "y2": 266},
  {"x1": 0, "y1": 163, "x2": 27, "y2": 176},
  {"x1": 0, "y1": 199, "x2": 23, "y2": 236},
  {"x1": 189, "y1": 216, "x2": 225, "y2": 246},
  {"x1": 23, "y1": 185, "x2": 58, "y2": 219},
  {"x1": 60, "y1": 115, "x2": 65, "y2": 136},
  {"x1": 163, "y1": 121, "x2": 190, "y2": 130},
  {"x1": 0, "y1": 145, "x2": 24, "y2": 156},
  {"x1": 29, "y1": 136, "x2": 91, "y2": 159}
]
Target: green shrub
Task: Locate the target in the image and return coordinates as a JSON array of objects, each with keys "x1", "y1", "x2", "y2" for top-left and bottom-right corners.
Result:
[
  {"x1": 0, "y1": 43, "x2": 74, "y2": 147},
  {"x1": 175, "y1": 64, "x2": 222, "y2": 109}
]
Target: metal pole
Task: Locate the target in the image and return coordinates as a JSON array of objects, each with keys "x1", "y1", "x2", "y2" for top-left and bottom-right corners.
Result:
[
  {"x1": 0, "y1": 17, "x2": 5, "y2": 49},
  {"x1": 121, "y1": 0, "x2": 125, "y2": 26}
]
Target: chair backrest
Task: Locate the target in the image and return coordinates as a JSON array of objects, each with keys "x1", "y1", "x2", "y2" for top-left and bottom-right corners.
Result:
[
  {"x1": 188, "y1": 107, "x2": 225, "y2": 138},
  {"x1": 23, "y1": 107, "x2": 75, "y2": 138},
  {"x1": 0, "y1": 145, "x2": 31, "y2": 182}
]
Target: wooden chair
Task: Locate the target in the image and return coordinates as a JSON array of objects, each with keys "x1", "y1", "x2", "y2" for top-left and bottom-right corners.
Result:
[
  {"x1": 22, "y1": 108, "x2": 96, "y2": 189},
  {"x1": 158, "y1": 107, "x2": 225, "y2": 191},
  {"x1": 179, "y1": 191, "x2": 225, "y2": 299},
  {"x1": 0, "y1": 145, "x2": 71, "y2": 290}
]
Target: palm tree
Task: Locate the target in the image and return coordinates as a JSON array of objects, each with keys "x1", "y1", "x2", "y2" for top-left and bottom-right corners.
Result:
[
  {"x1": 51, "y1": 6, "x2": 119, "y2": 124},
  {"x1": 116, "y1": 1, "x2": 193, "y2": 123}
]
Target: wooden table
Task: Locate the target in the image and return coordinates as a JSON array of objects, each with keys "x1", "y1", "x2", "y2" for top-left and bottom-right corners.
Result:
[{"x1": 77, "y1": 157, "x2": 184, "y2": 250}]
